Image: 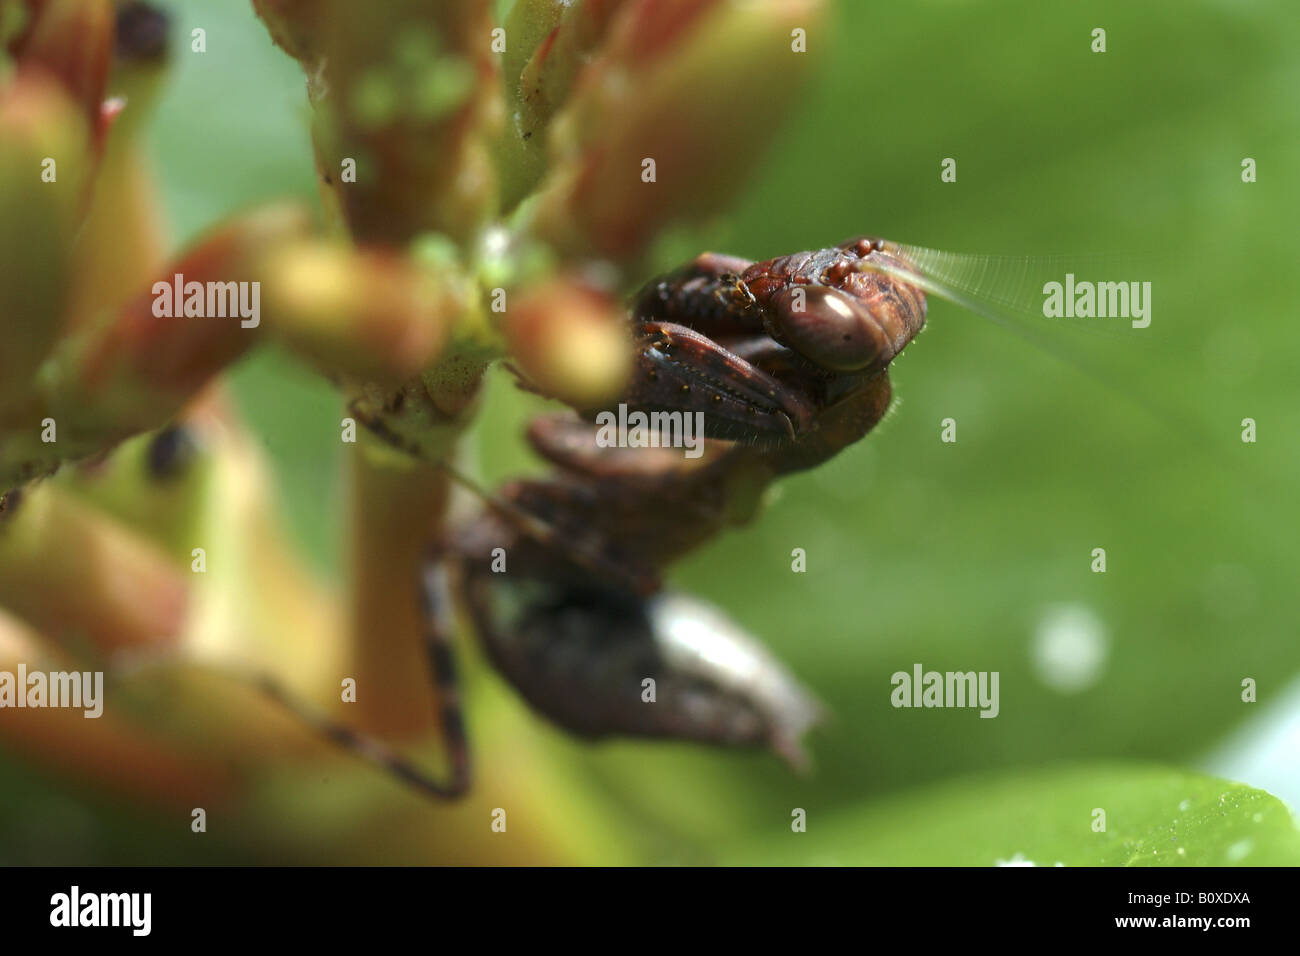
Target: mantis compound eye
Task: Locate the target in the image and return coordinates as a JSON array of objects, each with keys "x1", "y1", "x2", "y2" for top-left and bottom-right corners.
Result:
[{"x1": 766, "y1": 284, "x2": 892, "y2": 372}]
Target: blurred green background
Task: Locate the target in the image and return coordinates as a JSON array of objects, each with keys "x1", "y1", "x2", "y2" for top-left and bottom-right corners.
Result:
[{"x1": 2, "y1": 0, "x2": 1298, "y2": 865}]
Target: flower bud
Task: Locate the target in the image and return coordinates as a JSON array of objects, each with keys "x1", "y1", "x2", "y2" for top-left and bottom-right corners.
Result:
[
  {"x1": 531, "y1": 0, "x2": 825, "y2": 261},
  {"x1": 263, "y1": 241, "x2": 462, "y2": 382},
  {"x1": 50, "y1": 204, "x2": 313, "y2": 443},
  {"x1": 303, "y1": 0, "x2": 504, "y2": 245},
  {"x1": 0, "y1": 485, "x2": 188, "y2": 653},
  {"x1": 0, "y1": 74, "x2": 90, "y2": 408},
  {"x1": 496, "y1": 0, "x2": 630, "y2": 208},
  {"x1": 0, "y1": 609, "x2": 235, "y2": 807},
  {"x1": 11, "y1": 0, "x2": 112, "y2": 130},
  {"x1": 504, "y1": 277, "x2": 631, "y2": 409}
]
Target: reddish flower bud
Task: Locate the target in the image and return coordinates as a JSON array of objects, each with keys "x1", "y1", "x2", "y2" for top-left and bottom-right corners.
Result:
[
  {"x1": 504, "y1": 277, "x2": 632, "y2": 408},
  {"x1": 40, "y1": 204, "x2": 314, "y2": 462},
  {"x1": 11, "y1": 0, "x2": 112, "y2": 131},
  {"x1": 531, "y1": 0, "x2": 826, "y2": 261}
]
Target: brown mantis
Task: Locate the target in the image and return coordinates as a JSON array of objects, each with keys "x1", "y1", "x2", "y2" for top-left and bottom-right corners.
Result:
[{"x1": 260, "y1": 235, "x2": 931, "y2": 798}]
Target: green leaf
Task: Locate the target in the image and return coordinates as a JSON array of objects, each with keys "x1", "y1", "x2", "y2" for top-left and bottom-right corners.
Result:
[{"x1": 723, "y1": 764, "x2": 1300, "y2": 866}]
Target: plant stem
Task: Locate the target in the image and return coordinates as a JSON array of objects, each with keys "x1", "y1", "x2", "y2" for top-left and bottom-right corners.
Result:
[{"x1": 343, "y1": 433, "x2": 450, "y2": 737}]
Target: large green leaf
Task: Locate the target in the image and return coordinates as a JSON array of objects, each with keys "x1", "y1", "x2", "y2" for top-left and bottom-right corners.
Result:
[{"x1": 723, "y1": 764, "x2": 1300, "y2": 866}]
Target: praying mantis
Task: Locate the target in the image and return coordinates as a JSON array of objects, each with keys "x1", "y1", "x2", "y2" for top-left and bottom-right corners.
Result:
[{"x1": 263, "y1": 235, "x2": 930, "y2": 797}]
